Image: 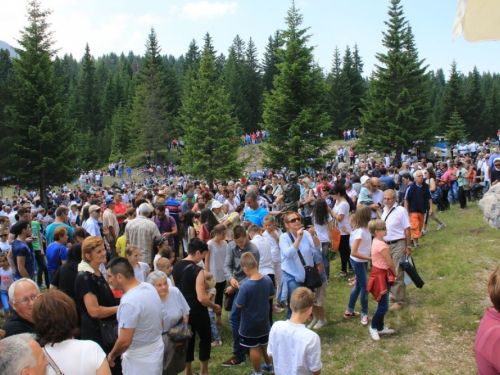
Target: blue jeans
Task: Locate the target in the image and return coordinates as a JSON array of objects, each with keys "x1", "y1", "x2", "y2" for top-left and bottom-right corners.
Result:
[
  {"x1": 229, "y1": 290, "x2": 245, "y2": 360},
  {"x1": 321, "y1": 242, "x2": 330, "y2": 279},
  {"x1": 371, "y1": 280, "x2": 390, "y2": 331},
  {"x1": 1, "y1": 290, "x2": 11, "y2": 312},
  {"x1": 285, "y1": 275, "x2": 305, "y2": 319},
  {"x1": 347, "y1": 259, "x2": 369, "y2": 316},
  {"x1": 449, "y1": 181, "x2": 459, "y2": 204}
]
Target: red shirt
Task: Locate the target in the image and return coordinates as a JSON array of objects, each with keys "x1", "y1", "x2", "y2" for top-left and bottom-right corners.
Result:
[
  {"x1": 113, "y1": 202, "x2": 128, "y2": 225},
  {"x1": 475, "y1": 307, "x2": 500, "y2": 375}
]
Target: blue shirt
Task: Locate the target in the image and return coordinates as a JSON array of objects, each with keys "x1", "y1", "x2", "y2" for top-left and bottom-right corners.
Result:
[
  {"x1": 404, "y1": 182, "x2": 432, "y2": 214},
  {"x1": 12, "y1": 240, "x2": 34, "y2": 280},
  {"x1": 46, "y1": 243, "x2": 68, "y2": 272},
  {"x1": 279, "y1": 231, "x2": 320, "y2": 283},
  {"x1": 243, "y1": 206, "x2": 268, "y2": 227},
  {"x1": 236, "y1": 276, "x2": 275, "y2": 338},
  {"x1": 45, "y1": 223, "x2": 74, "y2": 244},
  {"x1": 380, "y1": 175, "x2": 397, "y2": 190}
]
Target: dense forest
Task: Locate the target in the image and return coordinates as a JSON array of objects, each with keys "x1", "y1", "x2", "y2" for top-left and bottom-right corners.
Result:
[{"x1": 1, "y1": 0, "x2": 500, "y2": 198}]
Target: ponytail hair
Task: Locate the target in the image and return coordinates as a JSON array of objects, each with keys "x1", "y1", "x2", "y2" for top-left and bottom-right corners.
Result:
[{"x1": 210, "y1": 224, "x2": 227, "y2": 239}]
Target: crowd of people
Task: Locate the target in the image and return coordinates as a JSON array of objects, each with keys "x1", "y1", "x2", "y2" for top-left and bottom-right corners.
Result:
[{"x1": 0, "y1": 138, "x2": 499, "y2": 374}]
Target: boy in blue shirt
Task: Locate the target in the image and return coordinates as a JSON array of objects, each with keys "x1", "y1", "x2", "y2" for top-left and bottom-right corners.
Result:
[{"x1": 236, "y1": 252, "x2": 275, "y2": 375}]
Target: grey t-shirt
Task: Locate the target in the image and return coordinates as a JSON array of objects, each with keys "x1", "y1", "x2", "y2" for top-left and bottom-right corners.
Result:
[
  {"x1": 162, "y1": 287, "x2": 190, "y2": 332},
  {"x1": 118, "y1": 282, "x2": 163, "y2": 350}
]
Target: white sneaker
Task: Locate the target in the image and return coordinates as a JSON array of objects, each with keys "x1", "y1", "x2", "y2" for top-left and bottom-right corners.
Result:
[
  {"x1": 437, "y1": 223, "x2": 446, "y2": 231},
  {"x1": 360, "y1": 316, "x2": 368, "y2": 326},
  {"x1": 369, "y1": 326, "x2": 380, "y2": 341},
  {"x1": 307, "y1": 319, "x2": 318, "y2": 329},
  {"x1": 313, "y1": 320, "x2": 327, "y2": 329},
  {"x1": 378, "y1": 326, "x2": 395, "y2": 335}
]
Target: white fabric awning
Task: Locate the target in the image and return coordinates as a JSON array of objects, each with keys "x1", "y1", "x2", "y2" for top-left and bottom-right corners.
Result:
[{"x1": 453, "y1": 0, "x2": 500, "y2": 42}]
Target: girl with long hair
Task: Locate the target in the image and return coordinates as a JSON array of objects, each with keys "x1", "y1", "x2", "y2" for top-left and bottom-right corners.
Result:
[
  {"x1": 331, "y1": 184, "x2": 353, "y2": 278},
  {"x1": 180, "y1": 210, "x2": 197, "y2": 257},
  {"x1": 199, "y1": 208, "x2": 219, "y2": 243},
  {"x1": 312, "y1": 199, "x2": 333, "y2": 280}
]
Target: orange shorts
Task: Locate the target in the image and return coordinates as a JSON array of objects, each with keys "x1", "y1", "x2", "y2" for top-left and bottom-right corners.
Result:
[{"x1": 409, "y1": 212, "x2": 424, "y2": 239}]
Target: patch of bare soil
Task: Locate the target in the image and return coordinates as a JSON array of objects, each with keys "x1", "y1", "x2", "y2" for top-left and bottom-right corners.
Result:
[{"x1": 469, "y1": 228, "x2": 488, "y2": 234}]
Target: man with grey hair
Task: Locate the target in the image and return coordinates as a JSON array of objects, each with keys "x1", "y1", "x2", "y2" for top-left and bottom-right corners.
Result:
[
  {"x1": 3, "y1": 279, "x2": 40, "y2": 337},
  {"x1": 0, "y1": 333, "x2": 48, "y2": 374},
  {"x1": 125, "y1": 203, "x2": 160, "y2": 265}
]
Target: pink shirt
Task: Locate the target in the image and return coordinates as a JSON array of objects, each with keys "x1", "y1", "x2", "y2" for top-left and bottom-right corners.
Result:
[
  {"x1": 371, "y1": 238, "x2": 389, "y2": 270},
  {"x1": 475, "y1": 306, "x2": 500, "y2": 375}
]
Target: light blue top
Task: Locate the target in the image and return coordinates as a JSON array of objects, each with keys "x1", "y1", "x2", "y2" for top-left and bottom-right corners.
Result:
[{"x1": 279, "y1": 231, "x2": 320, "y2": 283}]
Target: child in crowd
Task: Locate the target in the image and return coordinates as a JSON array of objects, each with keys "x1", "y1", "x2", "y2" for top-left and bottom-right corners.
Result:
[
  {"x1": 268, "y1": 287, "x2": 322, "y2": 374},
  {"x1": 205, "y1": 271, "x2": 222, "y2": 347},
  {"x1": 206, "y1": 224, "x2": 228, "y2": 325},
  {"x1": 358, "y1": 176, "x2": 374, "y2": 206},
  {"x1": 151, "y1": 236, "x2": 173, "y2": 271},
  {"x1": 0, "y1": 230, "x2": 10, "y2": 253},
  {"x1": 345, "y1": 206, "x2": 372, "y2": 326},
  {"x1": 0, "y1": 252, "x2": 13, "y2": 319},
  {"x1": 156, "y1": 257, "x2": 174, "y2": 286},
  {"x1": 262, "y1": 215, "x2": 284, "y2": 313},
  {"x1": 366, "y1": 219, "x2": 397, "y2": 341},
  {"x1": 236, "y1": 252, "x2": 275, "y2": 375},
  {"x1": 125, "y1": 245, "x2": 150, "y2": 282}
]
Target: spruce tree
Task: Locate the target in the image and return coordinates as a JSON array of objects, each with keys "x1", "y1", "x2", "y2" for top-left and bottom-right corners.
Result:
[
  {"x1": 130, "y1": 28, "x2": 170, "y2": 162},
  {"x1": 261, "y1": 1, "x2": 331, "y2": 172},
  {"x1": 326, "y1": 46, "x2": 351, "y2": 137},
  {"x1": 224, "y1": 45, "x2": 250, "y2": 132},
  {"x1": 110, "y1": 105, "x2": 131, "y2": 160},
  {"x1": 0, "y1": 49, "x2": 13, "y2": 183},
  {"x1": 483, "y1": 80, "x2": 500, "y2": 138},
  {"x1": 429, "y1": 69, "x2": 446, "y2": 129},
  {"x1": 464, "y1": 66, "x2": 485, "y2": 138},
  {"x1": 5, "y1": 0, "x2": 77, "y2": 206},
  {"x1": 262, "y1": 31, "x2": 283, "y2": 92},
  {"x1": 180, "y1": 46, "x2": 242, "y2": 185},
  {"x1": 440, "y1": 61, "x2": 465, "y2": 134},
  {"x1": 445, "y1": 109, "x2": 467, "y2": 145},
  {"x1": 244, "y1": 38, "x2": 263, "y2": 132},
  {"x1": 359, "y1": 0, "x2": 431, "y2": 154}
]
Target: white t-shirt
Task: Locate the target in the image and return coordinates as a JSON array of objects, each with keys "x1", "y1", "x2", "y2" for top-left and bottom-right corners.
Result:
[
  {"x1": 333, "y1": 201, "x2": 351, "y2": 235},
  {"x1": 382, "y1": 205, "x2": 410, "y2": 242},
  {"x1": 349, "y1": 228, "x2": 372, "y2": 263},
  {"x1": 371, "y1": 189, "x2": 384, "y2": 219},
  {"x1": 133, "y1": 262, "x2": 151, "y2": 282},
  {"x1": 161, "y1": 286, "x2": 190, "y2": 332},
  {"x1": 262, "y1": 229, "x2": 282, "y2": 265},
  {"x1": 207, "y1": 239, "x2": 228, "y2": 283},
  {"x1": 0, "y1": 241, "x2": 11, "y2": 253},
  {"x1": 482, "y1": 163, "x2": 490, "y2": 182},
  {"x1": 44, "y1": 340, "x2": 106, "y2": 375},
  {"x1": 313, "y1": 215, "x2": 333, "y2": 243},
  {"x1": 0, "y1": 267, "x2": 14, "y2": 291},
  {"x1": 118, "y1": 282, "x2": 163, "y2": 350},
  {"x1": 251, "y1": 235, "x2": 274, "y2": 275},
  {"x1": 268, "y1": 320, "x2": 322, "y2": 375}
]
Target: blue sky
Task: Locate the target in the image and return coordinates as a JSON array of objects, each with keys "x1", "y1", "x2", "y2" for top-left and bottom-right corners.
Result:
[{"x1": 1, "y1": 0, "x2": 499, "y2": 77}]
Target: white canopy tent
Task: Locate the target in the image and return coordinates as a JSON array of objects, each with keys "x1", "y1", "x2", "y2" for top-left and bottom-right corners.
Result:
[{"x1": 453, "y1": 0, "x2": 500, "y2": 42}]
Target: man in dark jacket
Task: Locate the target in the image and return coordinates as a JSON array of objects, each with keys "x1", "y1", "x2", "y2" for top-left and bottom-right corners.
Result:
[
  {"x1": 404, "y1": 170, "x2": 432, "y2": 249},
  {"x1": 2, "y1": 279, "x2": 39, "y2": 337}
]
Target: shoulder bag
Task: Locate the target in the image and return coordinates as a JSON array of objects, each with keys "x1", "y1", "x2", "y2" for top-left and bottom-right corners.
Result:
[
  {"x1": 43, "y1": 347, "x2": 65, "y2": 375},
  {"x1": 288, "y1": 232, "x2": 322, "y2": 291},
  {"x1": 99, "y1": 319, "x2": 118, "y2": 347}
]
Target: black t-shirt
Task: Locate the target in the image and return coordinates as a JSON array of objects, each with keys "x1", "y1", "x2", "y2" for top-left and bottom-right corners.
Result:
[
  {"x1": 2, "y1": 311, "x2": 36, "y2": 338},
  {"x1": 75, "y1": 270, "x2": 118, "y2": 351},
  {"x1": 171, "y1": 260, "x2": 205, "y2": 312}
]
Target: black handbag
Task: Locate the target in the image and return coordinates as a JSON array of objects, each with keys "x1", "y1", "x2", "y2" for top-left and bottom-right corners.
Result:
[
  {"x1": 223, "y1": 289, "x2": 235, "y2": 312},
  {"x1": 399, "y1": 256, "x2": 425, "y2": 289},
  {"x1": 99, "y1": 319, "x2": 118, "y2": 347},
  {"x1": 288, "y1": 232, "x2": 322, "y2": 291}
]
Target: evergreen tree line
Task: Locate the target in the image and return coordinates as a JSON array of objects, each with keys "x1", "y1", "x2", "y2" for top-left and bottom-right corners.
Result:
[{"x1": 1, "y1": 0, "x2": 500, "y2": 201}]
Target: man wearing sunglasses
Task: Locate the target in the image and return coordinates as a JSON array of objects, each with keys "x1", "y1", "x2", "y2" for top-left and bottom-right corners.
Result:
[{"x1": 3, "y1": 279, "x2": 40, "y2": 337}]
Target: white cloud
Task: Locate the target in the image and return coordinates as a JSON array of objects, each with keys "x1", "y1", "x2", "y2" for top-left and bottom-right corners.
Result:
[
  {"x1": 169, "y1": 5, "x2": 180, "y2": 15},
  {"x1": 181, "y1": 1, "x2": 238, "y2": 20},
  {"x1": 136, "y1": 14, "x2": 167, "y2": 25}
]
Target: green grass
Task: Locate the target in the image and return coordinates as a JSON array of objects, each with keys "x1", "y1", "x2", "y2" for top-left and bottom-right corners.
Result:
[{"x1": 196, "y1": 203, "x2": 493, "y2": 374}]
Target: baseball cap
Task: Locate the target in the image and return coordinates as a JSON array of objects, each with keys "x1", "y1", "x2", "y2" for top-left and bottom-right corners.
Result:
[
  {"x1": 105, "y1": 196, "x2": 114, "y2": 207},
  {"x1": 211, "y1": 201, "x2": 223, "y2": 209}
]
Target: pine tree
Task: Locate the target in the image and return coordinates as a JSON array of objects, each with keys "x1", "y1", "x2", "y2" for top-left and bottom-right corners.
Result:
[
  {"x1": 440, "y1": 61, "x2": 465, "y2": 134},
  {"x1": 445, "y1": 109, "x2": 467, "y2": 145},
  {"x1": 262, "y1": 1, "x2": 331, "y2": 172},
  {"x1": 0, "y1": 49, "x2": 13, "y2": 182},
  {"x1": 262, "y1": 31, "x2": 283, "y2": 92},
  {"x1": 326, "y1": 46, "x2": 351, "y2": 137},
  {"x1": 110, "y1": 105, "x2": 131, "y2": 160},
  {"x1": 180, "y1": 46, "x2": 242, "y2": 185},
  {"x1": 224, "y1": 45, "x2": 250, "y2": 133},
  {"x1": 464, "y1": 66, "x2": 485, "y2": 138},
  {"x1": 130, "y1": 28, "x2": 170, "y2": 162},
  {"x1": 341, "y1": 46, "x2": 357, "y2": 129},
  {"x1": 429, "y1": 68, "x2": 446, "y2": 129},
  {"x1": 182, "y1": 39, "x2": 201, "y2": 99},
  {"x1": 359, "y1": 0, "x2": 431, "y2": 154},
  {"x1": 5, "y1": 0, "x2": 77, "y2": 206},
  {"x1": 244, "y1": 38, "x2": 263, "y2": 132},
  {"x1": 483, "y1": 80, "x2": 500, "y2": 138}
]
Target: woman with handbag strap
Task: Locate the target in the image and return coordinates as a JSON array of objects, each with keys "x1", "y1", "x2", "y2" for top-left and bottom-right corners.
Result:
[
  {"x1": 331, "y1": 185, "x2": 353, "y2": 278},
  {"x1": 278, "y1": 211, "x2": 321, "y2": 319},
  {"x1": 33, "y1": 289, "x2": 111, "y2": 375},
  {"x1": 147, "y1": 271, "x2": 190, "y2": 375},
  {"x1": 75, "y1": 237, "x2": 120, "y2": 375}
]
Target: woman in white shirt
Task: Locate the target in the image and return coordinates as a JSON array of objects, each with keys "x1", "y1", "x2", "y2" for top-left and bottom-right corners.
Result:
[
  {"x1": 345, "y1": 206, "x2": 372, "y2": 326},
  {"x1": 312, "y1": 199, "x2": 333, "y2": 280},
  {"x1": 331, "y1": 185, "x2": 352, "y2": 278},
  {"x1": 32, "y1": 289, "x2": 111, "y2": 375}
]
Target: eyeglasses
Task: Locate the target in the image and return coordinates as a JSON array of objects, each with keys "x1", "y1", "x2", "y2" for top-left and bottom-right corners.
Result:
[
  {"x1": 495, "y1": 164, "x2": 500, "y2": 167},
  {"x1": 0, "y1": 234, "x2": 7, "y2": 238},
  {"x1": 14, "y1": 293, "x2": 39, "y2": 305},
  {"x1": 287, "y1": 217, "x2": 301, "y2": 224}
]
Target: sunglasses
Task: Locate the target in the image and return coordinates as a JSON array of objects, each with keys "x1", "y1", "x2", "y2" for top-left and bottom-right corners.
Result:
[
  {"x1": 0, "y1": 234, "x2": 7, "y2": 238},
  {"x1": 287, "y1": 217, "x2": 301, "y2": 224}
]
